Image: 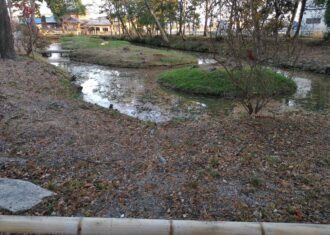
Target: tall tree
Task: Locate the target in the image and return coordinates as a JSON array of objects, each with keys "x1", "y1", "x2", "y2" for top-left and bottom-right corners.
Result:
[
  {"x1": 326, "y1": 0, "x2": 330, "y2": 27},
  {"x1": 215, "y1": 0, "x2": 299, "y2": 114},
  {"x1": 44, "y1": 0, "x2": 86, "y2": 18},
  {"x1": 203, "y1": 0, "x2": 209, "y2": 36},
  {"x1": 286, "y1": 0, "x2": 299, "y2": 36},
  {"x1": 314, "y1": 0, "x2": 330, "y2": 27},
  {"x1": 7, "y1": 0, "x2": 13, "y2": 19},
  {"x1": 294, "y1": 0, "x2": 307, "y2": 38},
  {"x1": 144, "y1": 0, "x2": 169, "y2": 43},
  {"x1": 178, "y1": 0, "x2": 186, "y2": 35},
  {"x1": 29, "y1": 0, "x2": 36, "y2": 33},
  {"x1": 0, "y1": 0, "x2": 16, "y2": 59}
]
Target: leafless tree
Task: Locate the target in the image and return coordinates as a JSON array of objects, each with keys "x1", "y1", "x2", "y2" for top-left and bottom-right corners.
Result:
[
  {"x1": 213, "y1": 0, "x2": 299, "y2": 114},
  {"x1": 144, "y1": 0, "x2": 169, "y2": 43}
]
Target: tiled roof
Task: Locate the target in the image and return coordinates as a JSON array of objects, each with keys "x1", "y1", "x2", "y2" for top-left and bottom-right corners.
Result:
[{"x1": 81, "y1": 17, "x2": 111, "y2": 26}]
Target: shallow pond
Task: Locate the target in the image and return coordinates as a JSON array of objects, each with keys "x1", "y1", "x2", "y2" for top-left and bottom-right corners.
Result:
[{"x1": 47, "y1": 43, "x2": 330, "y2": 122}]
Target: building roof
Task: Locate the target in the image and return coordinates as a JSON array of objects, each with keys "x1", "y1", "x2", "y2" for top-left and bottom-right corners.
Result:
[
  {"x1": 62, "y1": 16, "x2": 80, "y2": 24},
  {"x1": 35, "y1": 16, "x2": 57, "y2": 24},
  {"x1": 81, "y1": 17, "x2": 111, "y2": 27}
]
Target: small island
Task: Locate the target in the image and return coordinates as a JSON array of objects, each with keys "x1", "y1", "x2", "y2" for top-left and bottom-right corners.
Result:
[
  {"x1": 158, "y1": 67, "x2": 297, "y2": 97},
  {"x1": 60, "y1": 36, "x2": 197, "y2": 68}
]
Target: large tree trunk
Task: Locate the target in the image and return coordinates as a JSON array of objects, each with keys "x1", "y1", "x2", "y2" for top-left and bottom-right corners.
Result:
[
  {"x1": 203, "y1": 0, "x2": 209, "y2": 36},
  {"x1": 118, "y1": 15, "x2": 132, "y2": 39},
  {"x1": 286, "y1": 0, "x2": 299, "y2": 37},
  {"x1": 0, "y1": 0, "x2": 16, "y2": 59},
  {"x1": 294, "y1": 0, "x2": 307, "y2": 38},
  {"x1": 178, "y1": 0, "x2": 183, "y2": 35},
  {"x1": 130, "y1": 19, "x2": 142, "y2": 39},
  {"x1": 114, "y1": 3, "x2": 132, "y2": 39},
  {"x1": 144, "y1": 0, "x2": 169, "y2": 43},
  {"x1": 6, "y1": 0, "x2": 13, "y2": 20},
  {"x1": 250, "y1": 0, "x2": 261, "y2": 60},
  {"x1": 30, "y1": 0, "x2": 37, "y2": 33}
]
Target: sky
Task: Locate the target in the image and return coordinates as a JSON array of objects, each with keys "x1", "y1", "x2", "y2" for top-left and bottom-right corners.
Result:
[{"x1": 40, "y1": 0, "x2": 106, "y2": 18}]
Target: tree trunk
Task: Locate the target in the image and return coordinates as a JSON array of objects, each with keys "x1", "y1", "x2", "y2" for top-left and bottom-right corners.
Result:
[
  {"x1": 118, "y1": 16, "x2": 132, "y2": 39},
  {"x1": 130, "y1": 19, "x2": 142, "y2": 39},
  {"x1": 6, "y1": 0, "x2": 13, "y2": 20},
  {"x1": 250, "y1": 0, "x2": 261, "y2": 60},
  {"x1": 203, "y1": 0, "x2": 209, "y2": 36},
  {"x1": 30, "y1": 0, "x2": 37, "y2": 33},
  {"x1": 178, "y1": 0, "x2": 186, "y2": 35},
  {"x1": 294, "y1": 0, "x2": 307, "y2": 38},
  {"x1": 0, "y1": 0, "x2": 16, "y2": 59},
  {"x1": 170, "y1": 22, "x2": 172, "y2": 35},
  {"x1": 144, "y1": 0, "x2": 169, "y2": 43},
  {"x1": 114, "y1": 3, "x2": 132, "y2": 39},
  {"x1": 286, "y1": 0, "x2": 299, "y2": 37}
]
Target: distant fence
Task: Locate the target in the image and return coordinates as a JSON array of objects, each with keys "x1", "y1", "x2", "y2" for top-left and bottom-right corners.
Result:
[{"x1": 0, "y1": 216, "x2": 329, "y2": 235}]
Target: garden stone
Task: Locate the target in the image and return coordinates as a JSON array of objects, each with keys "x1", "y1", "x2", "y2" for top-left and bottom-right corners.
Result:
[{"x1": 0, "y1": 178, "x2": 54, "y2": 212}]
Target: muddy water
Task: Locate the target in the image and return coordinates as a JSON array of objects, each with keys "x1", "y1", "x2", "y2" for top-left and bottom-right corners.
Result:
[{"x1": 47, "y1": 43, "x2": 330, "y2": 122}]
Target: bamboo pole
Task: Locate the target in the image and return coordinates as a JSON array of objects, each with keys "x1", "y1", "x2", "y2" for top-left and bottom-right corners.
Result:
[{"x1": 0, "y1": 216, "x2": 329, "y2": 235}]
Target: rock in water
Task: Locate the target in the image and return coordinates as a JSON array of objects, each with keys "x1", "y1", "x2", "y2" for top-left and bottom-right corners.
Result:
[{"x1": 0, "y1": 178, "x2": 54, "y2": 212}]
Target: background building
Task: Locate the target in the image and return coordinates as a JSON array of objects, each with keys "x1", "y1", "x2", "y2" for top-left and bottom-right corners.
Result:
[{"x1": 301, "y1": 0, "x2": 328, "y2": 37}]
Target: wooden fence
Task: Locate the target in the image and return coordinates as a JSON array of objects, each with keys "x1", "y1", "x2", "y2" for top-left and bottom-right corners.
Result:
[{"x1": 0, "y1": 216, "x2": 329, "y2": 235}]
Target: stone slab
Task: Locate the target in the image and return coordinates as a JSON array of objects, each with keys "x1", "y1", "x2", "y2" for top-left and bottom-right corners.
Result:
[{"x1": 0, "y1": 178, "x2": 54, "y2": 212}]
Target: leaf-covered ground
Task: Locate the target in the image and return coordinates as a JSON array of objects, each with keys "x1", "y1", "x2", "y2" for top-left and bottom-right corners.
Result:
[{"x1": 0, "y1": 58, "x2": 329, "y2": 223}]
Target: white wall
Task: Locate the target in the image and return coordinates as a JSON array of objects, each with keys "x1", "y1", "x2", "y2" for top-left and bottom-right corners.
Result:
[{"x1": 301, "y1": 0, "x2": 328, "y2": 36}]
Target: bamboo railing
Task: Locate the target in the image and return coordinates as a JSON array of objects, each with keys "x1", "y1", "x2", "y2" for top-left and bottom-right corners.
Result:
[{"x1": 0, "y1": 216, "x2": 329, "y2": 235}]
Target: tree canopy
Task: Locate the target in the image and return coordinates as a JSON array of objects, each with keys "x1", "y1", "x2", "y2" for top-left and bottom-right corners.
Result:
[{"x1": 44, "y1": 0, "x2": 86, "y2": 18}]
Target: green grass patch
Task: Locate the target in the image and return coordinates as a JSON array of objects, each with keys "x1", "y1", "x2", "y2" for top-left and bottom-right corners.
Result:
[
  {"x1": 60, "y1": 36, "x2": 130, "y2": 49},
  {"x1": 59, "y1": 79, "x2": 80, "y2": 99},
  {"x1": 249, "y1": 176, "x2": 264, "y2": 188},
  {"x1": 60, "y1": 36, "x2": 197, "y2": 68},
  {"x1": 158, "y1": 67, "x2": 297, "y2": 97}
]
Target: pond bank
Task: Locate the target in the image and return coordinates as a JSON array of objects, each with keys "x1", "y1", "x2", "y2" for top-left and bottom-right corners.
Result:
[
  {"x1": 100, "y1": 36, "x2": 330, "y2": 75},
  {"x1": 279, "y1": 59, "x2": 330, "y2": 75}
]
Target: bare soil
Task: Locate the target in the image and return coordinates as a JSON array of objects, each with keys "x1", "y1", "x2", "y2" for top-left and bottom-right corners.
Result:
[{"x1": 0, "y1": 58, "x2": 329, "y2": 223}]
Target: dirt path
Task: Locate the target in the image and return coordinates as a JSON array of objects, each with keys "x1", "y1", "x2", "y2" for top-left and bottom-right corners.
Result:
[{"x1": 0, "y1": 58, "x2": 329, "y2": 223}]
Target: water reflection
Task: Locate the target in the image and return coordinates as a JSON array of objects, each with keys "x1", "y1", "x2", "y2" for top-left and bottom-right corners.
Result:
[
  {"x1": 198, "y1": 57, "x2": 217, "y2": 65},
  {"x1": 279, "y1": 71, "x2": 330, "y2": 112},
  {"x1": 60, "y1": 62, "x2": 208, "y2": 122}
]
